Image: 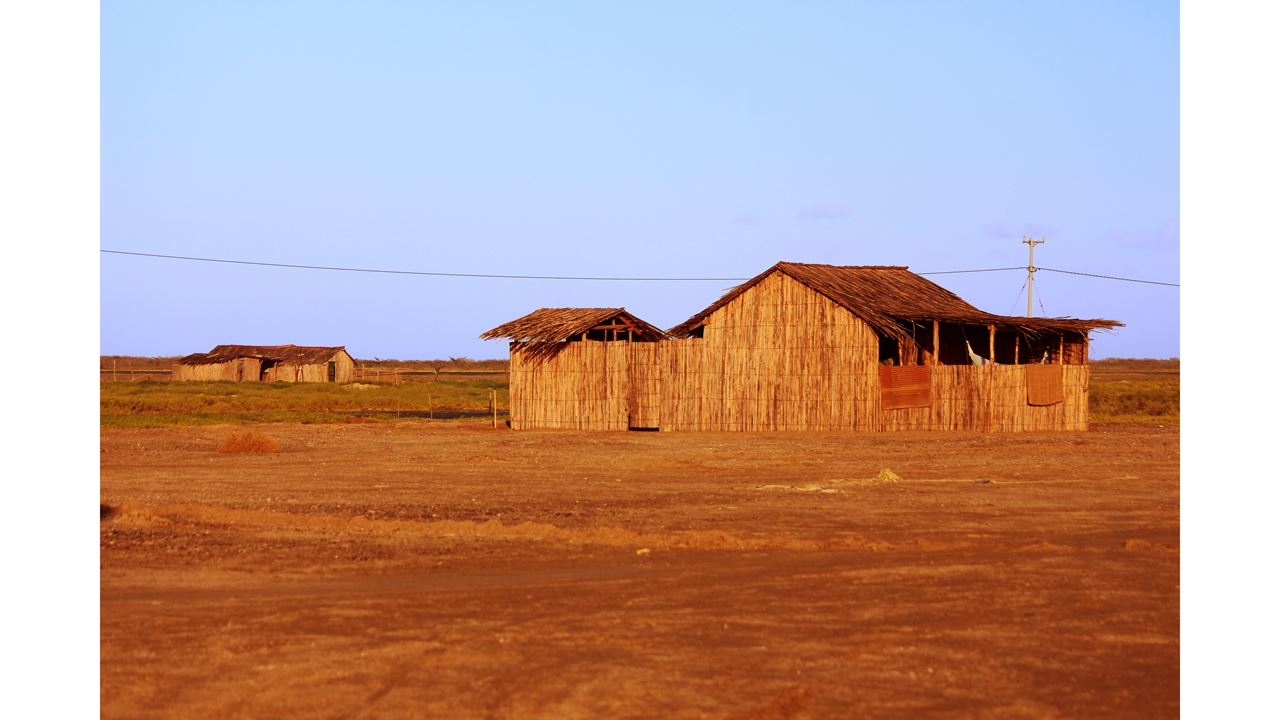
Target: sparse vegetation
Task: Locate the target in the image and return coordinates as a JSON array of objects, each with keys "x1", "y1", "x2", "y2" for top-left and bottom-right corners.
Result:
[
  {"x1": 1089, "y1": 358, "x2": 1179, "y2": 424},
  {"x1": 101, "y1": 378, "x2": 508, "y2": 428},
  {"x1": 218, "y1": 431, "x2": 281, "y2": 453}
]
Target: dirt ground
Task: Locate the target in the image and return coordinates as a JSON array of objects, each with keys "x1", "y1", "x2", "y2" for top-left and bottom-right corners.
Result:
[{"x1": 101, "y1": 422, "x2": 1179, "y2": 719}]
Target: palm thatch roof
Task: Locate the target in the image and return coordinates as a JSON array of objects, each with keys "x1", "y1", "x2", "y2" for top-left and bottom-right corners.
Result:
[
  {"x1": 481, "y1": 308, "x2": 667, "y2": 343},
  {"x1": 667, "y1": 262, "x2": 1122, "y2": 340},
  {"x1": 178, "y1": 344, "x2": 349, "y2": 366}
]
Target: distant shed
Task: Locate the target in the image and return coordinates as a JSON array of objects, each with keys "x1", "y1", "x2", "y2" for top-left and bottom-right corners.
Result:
[
  {"x1": 483, "y1": 262, "x2": 1123, "y2": 432},
  {"x1": 173, "y1": 345, "x2": 356, "y2": 383}
]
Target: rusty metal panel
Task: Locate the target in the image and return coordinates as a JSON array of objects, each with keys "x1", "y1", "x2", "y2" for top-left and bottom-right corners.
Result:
[
  {"x1": 1025, "y1": 364, "x2": 1065, "y2": 406},
  {"x1": 879, "y1": 365, "x2": 932, "y2": 410}
]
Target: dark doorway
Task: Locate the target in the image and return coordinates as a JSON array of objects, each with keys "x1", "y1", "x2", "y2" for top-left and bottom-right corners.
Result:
[{"x1": 328, "y1": 361, "x2": 337, "y2": 382}]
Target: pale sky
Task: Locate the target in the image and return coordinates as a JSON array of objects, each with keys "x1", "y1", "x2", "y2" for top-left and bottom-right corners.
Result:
[{"x1": 101, "y1": 1, "x2": 1179, "y2": 359}]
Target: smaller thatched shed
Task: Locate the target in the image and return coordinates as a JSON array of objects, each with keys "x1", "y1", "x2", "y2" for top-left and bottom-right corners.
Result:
[
  {"x1": 482, "y1": 308, "x2": 668, "y2": 429},
  {"x1": 481, "y1": 308, "x2": 666, "y2": 352},
  {"x1": 173, "y1": 345, "x2": 356, "y2": 383}
]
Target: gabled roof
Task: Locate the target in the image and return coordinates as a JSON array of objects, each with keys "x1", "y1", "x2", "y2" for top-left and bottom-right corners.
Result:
[
  {"x1": 178, "y1": 344, "x2": 349, "y2": 366},
  {"x1": 480, "y1": 308, "x2": 667, "y2": 343},
  {"x1": 667, "y1": 262, "x2": 1122, "y2": 340}
]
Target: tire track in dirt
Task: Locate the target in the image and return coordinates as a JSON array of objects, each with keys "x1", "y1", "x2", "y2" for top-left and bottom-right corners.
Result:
[
  {"x1": 107, "y1": 502, "x2": 897, "y2": 552},
  {"x1": 105, "y1": 503, "x2": 1177, "y2": 558}
]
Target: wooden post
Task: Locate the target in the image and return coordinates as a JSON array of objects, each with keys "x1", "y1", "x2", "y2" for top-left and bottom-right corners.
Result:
[
  {"x1": 932, "y1": 320, "x2": 940, "y2": 366},
  {"x1": 112, "y1": 359, "x2": 117, "y2": 383},
  {"x1": 1023, "y1": 236, "x2": 1045, "y2": 317},
  {"x1": 1013, "y1": 335, "x2": 1019, "y2": 365},
  {"x1": 986, "y1": 324, "x2": 996, "y2": 432},
  {"x1": 1060, "y1": 334, "x2": 1066, "y2": 385},
  {"x1": 491, "y1": 389, "x2": 497, "y2": 428}
]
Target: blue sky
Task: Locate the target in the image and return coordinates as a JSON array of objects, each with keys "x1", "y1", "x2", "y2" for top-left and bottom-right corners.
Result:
[{"x1": 101, "y1": 1, "x2": 1179, "y2": 359}]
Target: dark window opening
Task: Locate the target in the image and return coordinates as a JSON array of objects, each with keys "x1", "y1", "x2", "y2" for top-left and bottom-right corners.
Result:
[
  {"x1": 878, "y1": 335, "x2": 900, "y2": 365},
  {"x1": 938, "y1": 324, "x2": 978, "y2": 364},
  {"x1": 328, "y1": 361, "x2": 337, "y2": 382},
  {"x1": 1061, "y1": 333, "x2": 1087, "y2": 365},
  {"x1": 583, "y1": 325, "x2": 638, "y2": 341},
  {"x1": 993, "y1": 331, "x2": 1019, "y2": 364}
]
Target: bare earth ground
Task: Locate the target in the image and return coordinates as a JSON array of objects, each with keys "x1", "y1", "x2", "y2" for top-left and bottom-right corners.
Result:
[{"x1": 101, "y1": 423, "x2": 1178, "y2": 719}]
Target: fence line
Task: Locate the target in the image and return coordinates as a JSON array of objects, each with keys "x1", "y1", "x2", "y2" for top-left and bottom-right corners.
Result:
[{"x1": 99, "y1": 366, "x2": 507, "y2": 383}]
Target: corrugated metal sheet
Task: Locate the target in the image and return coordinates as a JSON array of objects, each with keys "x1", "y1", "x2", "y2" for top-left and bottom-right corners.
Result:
[{"x1": 879, "y1": 365, "x2": 932, "y2": 410}]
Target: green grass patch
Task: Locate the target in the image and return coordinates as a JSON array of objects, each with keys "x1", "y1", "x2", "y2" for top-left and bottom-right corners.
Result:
[{"x1": 101, "y1": 380, "x2": 508, "y2": 428}]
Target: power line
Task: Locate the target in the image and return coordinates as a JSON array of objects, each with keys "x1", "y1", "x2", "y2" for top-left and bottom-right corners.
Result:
[
  {"x1": 916, "y1": 266, "x2": 1023, "y2": 275},
  {"x1": 100, "y1": 249, "x2": 1179, "y2": 287},
  {"x1": 1008, "y1": 276, "x2": 1029, "y2": 315},
  {"x1": 1039, "y1": 266, "x2": 1179, "y2": 287},
  {"x1": 100, "y1": 249, "x2": 1022, "y2": 282},
  {"x1": 104, "y1": 248, "x2": 747, "y2": 279}
]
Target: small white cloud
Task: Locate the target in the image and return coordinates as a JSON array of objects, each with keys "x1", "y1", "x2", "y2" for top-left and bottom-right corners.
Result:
[
  {"x1": 985, "y1": 222, "x2": 1056, "y2": 240},
  {"x1": 795, "y1": 204, "x2": 851, "y2": 222}
]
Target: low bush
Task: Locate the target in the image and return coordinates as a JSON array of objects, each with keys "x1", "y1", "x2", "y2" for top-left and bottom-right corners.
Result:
[{"x1": 218, "y1": 431, "x2": 281, "y2": 454}]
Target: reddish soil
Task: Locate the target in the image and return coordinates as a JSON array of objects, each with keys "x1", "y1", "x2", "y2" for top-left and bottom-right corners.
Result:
[{"x1": 101, "y1": 422, "x2": 1179, "y2": 719}]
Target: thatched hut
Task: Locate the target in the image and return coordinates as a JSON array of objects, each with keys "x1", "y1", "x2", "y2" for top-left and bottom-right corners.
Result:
[
  {"x1": 173, "y1": 345, "x2": 356, "y2": 383},
  {"x1": 483, "y1": 262, "x2": 1121, "y2": 432},
  {"x1": 480, "y1": 309, "x2": 667, "y2": 430}
]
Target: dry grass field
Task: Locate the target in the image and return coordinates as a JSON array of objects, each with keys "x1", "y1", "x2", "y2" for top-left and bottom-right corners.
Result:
[{"x1": 101, "y1": 361, "x2": 1179, "y2": 719}]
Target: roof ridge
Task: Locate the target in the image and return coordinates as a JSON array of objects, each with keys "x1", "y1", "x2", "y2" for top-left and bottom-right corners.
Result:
[{"x1": 667, "y1": 262, "x2": 1120, "y2": 338}]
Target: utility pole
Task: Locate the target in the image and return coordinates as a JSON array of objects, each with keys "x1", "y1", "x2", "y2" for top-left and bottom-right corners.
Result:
[{"x1": 1022, "y1": 236, "x2": 1044, "y2": 317}]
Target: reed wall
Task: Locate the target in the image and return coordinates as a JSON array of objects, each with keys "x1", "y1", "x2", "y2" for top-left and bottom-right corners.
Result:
[
  {"x1": 172, "y1": 357, "x2": 261, "y2": 382},
  {"x1": 508, "y1": 341, "x2": 632, "y2": 430},
  {"x1": 173, "y1": 352, "x2": 355, "y2": 383},
  {"x1": 659, "y1": 271, "x2": 881, "y2": 431},
  {"x1": 262, "y1": 353, "x2": 356, "y2": 384}
]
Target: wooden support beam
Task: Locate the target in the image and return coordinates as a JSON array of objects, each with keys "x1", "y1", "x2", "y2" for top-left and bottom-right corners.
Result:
[
  {"x1": 1013, "y1": 334, "x2": 1019, "y2": 365},
  {"x1": 988, "y1": 325, "x2": 996, "y2": 365},
  {"x1": 1060, "y1": 334, "x2": 1067, "y2": 381},
  {"x1": 932, "y1": 320, "x2": 940, "y2": 366}
]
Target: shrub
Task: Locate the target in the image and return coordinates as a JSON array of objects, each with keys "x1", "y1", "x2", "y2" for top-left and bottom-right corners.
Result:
[{"x1": 218, "y1": 431, "x2": 280, "y2": 454}]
